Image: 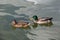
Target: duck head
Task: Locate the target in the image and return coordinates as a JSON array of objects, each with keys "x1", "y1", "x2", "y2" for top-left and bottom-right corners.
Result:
[{"x1": 32, "y1": 15, "x2": 38, "y2": 21}]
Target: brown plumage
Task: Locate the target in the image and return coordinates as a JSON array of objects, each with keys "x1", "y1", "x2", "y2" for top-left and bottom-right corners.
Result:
[{"x1": 11, "y1": 19, "x2": 30, "y2": 28}]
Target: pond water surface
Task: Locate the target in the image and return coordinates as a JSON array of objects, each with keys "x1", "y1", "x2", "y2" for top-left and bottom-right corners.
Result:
[{"x1": 0, "y1": 0, "x2": 60, "y2": 40}]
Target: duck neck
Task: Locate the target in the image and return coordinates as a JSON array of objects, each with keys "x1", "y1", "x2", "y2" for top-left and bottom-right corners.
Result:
[{"x1": 32, "y1": 19, "x2": 37, "y2": 23}]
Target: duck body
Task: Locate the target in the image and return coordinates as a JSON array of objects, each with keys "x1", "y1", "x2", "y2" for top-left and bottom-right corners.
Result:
[
  {"x1": 35, "y1": 19, "x2": 51, "y2": 24},
  {"x1": 11, "y1": 19, "x2": 30, "y2": 28},
  {"x1": 31, "y1": 15, "x2": 53, "y2": 24}
]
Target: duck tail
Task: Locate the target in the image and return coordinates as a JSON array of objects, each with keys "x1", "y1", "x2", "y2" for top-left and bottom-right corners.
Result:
[
  {"x1": 13, "y1": 19, "x2": 17, "y2": 24},
  {"x1": 49, "y1": 17, "x2": 53, "y2": 20}
]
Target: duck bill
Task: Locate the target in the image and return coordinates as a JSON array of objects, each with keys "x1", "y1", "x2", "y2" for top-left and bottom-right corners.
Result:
[{"x1": 29, "y1": 18, "x2": 33, "y2": 20}]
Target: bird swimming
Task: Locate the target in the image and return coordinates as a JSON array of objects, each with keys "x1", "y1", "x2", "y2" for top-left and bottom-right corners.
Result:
[
  {"x1": 11, "y1": 19, "x2": 30, "y2": 28},
  {"x1": 30, "y1": 15, "x2": 53, "y2": 24}
]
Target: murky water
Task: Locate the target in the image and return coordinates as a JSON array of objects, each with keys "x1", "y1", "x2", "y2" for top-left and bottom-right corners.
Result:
[{"x1": 0, "y1": 0, "x2": 60, "y2": 40}]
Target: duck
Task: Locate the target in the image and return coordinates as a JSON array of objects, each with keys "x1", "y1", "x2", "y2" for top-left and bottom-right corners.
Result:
[
  {"x1": 11, "y1": 19, "x2": 30, "y2": 28},
  {"x1": 30, "y1": 15, "x2": 53, "y2": 24}
]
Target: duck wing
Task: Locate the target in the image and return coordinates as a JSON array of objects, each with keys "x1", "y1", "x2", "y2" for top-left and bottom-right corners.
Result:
[{"x1": 38, "y1": 17, "x2": 53, "y2": 21}]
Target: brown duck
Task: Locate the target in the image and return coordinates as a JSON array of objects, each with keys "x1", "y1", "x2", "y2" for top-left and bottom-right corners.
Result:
[{"x1": 11, "y1": 19, "x2": 30, "y2": 28}]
